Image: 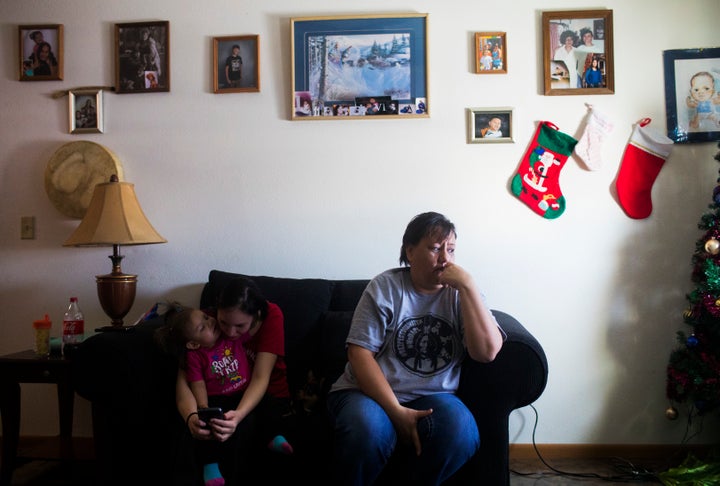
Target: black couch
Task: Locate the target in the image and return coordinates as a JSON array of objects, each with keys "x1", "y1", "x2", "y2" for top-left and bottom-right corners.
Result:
[{"x1": 72, "y1": 269, "x2": 548, "y2": 485}]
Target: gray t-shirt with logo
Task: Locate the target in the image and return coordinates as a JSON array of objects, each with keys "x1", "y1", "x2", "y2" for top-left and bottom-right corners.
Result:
[{"x1": 330, "y1": 267, "x2": 498, "y2": 403}]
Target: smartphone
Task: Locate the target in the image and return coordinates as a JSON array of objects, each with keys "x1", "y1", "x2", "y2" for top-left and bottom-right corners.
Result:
[{"x1": 197, "y1": 407, "x2": 224, "y2": 428}]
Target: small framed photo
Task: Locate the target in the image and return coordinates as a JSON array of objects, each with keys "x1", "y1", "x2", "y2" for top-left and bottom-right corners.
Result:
[
  {"x1": 474, "y1": 32, "x2": 506, "y2": 74},
  {"x1": 468, "y1": 107, "x2": 513, "y2": 143},
  {"x1": 542, "y1": 9, "x2": 613, "y2": 95},
  {"x1": 18, "y1": 24, "x2": 63, "y2": 81},
  {"x1": 115, "y1": 21, "x2": 170, "y2": 94},
  {"x1": 291, "y1": 13, "x2": 429, "y2": 120},
  {"x1": 213, "y1": 35, "x2": 260, "y2": 93},
  {"x1": 663, "y1": 47, "x2": 720, "y2": 144},
  {"x1": 69, "y1": 89, "x2": 103, "y2": 134}
]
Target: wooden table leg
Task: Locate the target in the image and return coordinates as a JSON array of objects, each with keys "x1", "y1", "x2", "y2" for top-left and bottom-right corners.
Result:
[
  {"x1": 57, "y1": 377, "x2": 75, "y2": 459},
  {"x1": 0, "y1": 380, "x2": 21, "y2": 486}
]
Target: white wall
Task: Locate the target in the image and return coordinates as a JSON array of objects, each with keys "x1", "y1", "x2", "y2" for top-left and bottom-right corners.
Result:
[{"x1": 1, "y1": 0, "x2": 719, "y2": 445}]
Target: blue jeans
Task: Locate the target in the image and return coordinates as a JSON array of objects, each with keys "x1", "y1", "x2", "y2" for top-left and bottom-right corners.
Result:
[{"x1": 327, "y1": 390, "x2": 480, "y2": 486}]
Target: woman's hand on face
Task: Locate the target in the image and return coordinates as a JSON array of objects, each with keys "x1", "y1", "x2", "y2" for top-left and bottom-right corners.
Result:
[{"x1": 438, "y1": 263, "x2": 471, "y2": 290}]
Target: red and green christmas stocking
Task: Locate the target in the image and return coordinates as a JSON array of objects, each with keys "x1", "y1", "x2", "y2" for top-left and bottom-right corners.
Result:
[{"x1": 511, "y1": 121, "x2": 578, "y2": 219}]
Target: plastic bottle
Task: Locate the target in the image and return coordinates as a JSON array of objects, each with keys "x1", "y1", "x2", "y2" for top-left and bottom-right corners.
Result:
[
  {"x1": 33, "y1": 314, "x2": 52, "y2": 357},
  {"x1": 62, "y1": 297, "x2": 85, "y2": 355}
]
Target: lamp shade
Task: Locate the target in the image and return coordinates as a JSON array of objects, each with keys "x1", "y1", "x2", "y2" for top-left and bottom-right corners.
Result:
[{"x1": 63, "y1": 175, "x2": 166, "y2": 247}]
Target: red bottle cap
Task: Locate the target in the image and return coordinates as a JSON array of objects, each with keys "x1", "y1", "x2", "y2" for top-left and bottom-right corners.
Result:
[{"x1": 33, "y1": 314, "x2": 52, "y2": 329}]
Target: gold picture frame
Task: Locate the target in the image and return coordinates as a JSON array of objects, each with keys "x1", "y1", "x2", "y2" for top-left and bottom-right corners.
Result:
[
  {"x1": 474, "y1": 32, "x2": 506, "y2": 74},
  {"x1": 290, "y1": 13, "x2": 429, "y2": 120},
  {"x1": 212, "y1": 35, "x2": 260, "y2": 93},
  {"x1": 19, "y1": 24, "x2": 63, "y2": 81},
  {"x1": 69, "y1": 89, "x2": 103, "y2": 134},
  {"x1": 542, "y1": 9, "x2": 614, "y2": 95}
]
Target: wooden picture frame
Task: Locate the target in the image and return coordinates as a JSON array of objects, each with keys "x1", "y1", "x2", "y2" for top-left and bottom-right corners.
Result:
[
  {"x1": 19, "y1": 24, "x2": 63, "y2": 81},
  {"x1": 115, "y1": 21, "x2": 170, "y2": 93},
  {"x1": 69, "y1": 89, "x2": 104, "y2": 134},
  {"x1": 213, "y1": 35, "x2": 260, "y2": 93},
  {"x1": 290, "y1": 13, "x2": 429, "y2": 120},
  {"x1": 663, "y1": 47, "x2": 720, "y2": 144},
  {"x1": 542, "y1": 9, "x2": 613, "y2": 96},
  {"x1": 474, "y1": 32, "x2": 506, "y2": 74},
  {"x1": 467, "y1": 107, "x2": 513, "y2": 143}
]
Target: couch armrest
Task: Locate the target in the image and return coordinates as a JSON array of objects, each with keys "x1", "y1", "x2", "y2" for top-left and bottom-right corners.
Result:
[{"x1": 455, "y1": 310, "x2": 548, "y2": 486}]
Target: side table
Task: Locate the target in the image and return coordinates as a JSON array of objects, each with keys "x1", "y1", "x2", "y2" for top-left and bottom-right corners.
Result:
[{"x1": 0, "y1": 349, "x2": 75, "y2": 486}]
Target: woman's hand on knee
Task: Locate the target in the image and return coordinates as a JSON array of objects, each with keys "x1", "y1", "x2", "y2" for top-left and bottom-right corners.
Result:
[{"x1": 393, "y1": 407, "x2": 433, "y2": 456}]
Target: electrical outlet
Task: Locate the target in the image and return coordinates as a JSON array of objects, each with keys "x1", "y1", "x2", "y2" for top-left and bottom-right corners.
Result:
[{"x1": 21, "y1": 216, "x2": 35, "y2": 239}]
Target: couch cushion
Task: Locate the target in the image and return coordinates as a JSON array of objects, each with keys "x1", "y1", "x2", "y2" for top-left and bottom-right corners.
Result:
[{"x1": 317, "y1": 310, "x2": 354, "y2": 394}]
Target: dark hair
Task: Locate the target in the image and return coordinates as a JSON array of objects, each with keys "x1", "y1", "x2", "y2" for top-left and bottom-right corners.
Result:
[
  {"x1": 579, "y1": 28, "x2": 593, "y2": 40},
  {"x1": 559, "y1": 30, "x2": 576, "y2": 45},
  {"x1": 216, "y1": 277, "x2": 269, "y2": 320},
  {"x1": 232, "y1": 44, "x2": 240, "y2": 50},
  {"x1": 154, "y1": 303, "x2": 193, "y2": 368},
  {"x1": 399, "y1": 212, "x2": 457, "y2": 266}
]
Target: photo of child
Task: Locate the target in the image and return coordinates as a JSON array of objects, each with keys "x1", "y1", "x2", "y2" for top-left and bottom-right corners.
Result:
[{"x1": 686, "y1": 71, "x2": 720, "y2": 131}]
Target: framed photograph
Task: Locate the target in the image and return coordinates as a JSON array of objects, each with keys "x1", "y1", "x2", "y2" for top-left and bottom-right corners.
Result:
[
  {"x1": 69, "y1": 89, "x2": 103, "y2": 134},
  {"x1": 475, "y1": 32, "x2": 506, "y2": 74},
  {"x1": 115, "y1": 21, "x2": 170, "y2": 94},
  {"x1": 467, "y1": 107, "x2": 513, "y2": 144},
  {"x1": 542, "y1": 10, "x2": 613, "y2": 96},
  {"x1": 18, "y1": 24, "x2": 63, "y2": 81},
  {"x1": 663, "y1": 48, "x2": 720, "y2": 144},
  {"x1": 213, "y1": 35, "x2": 260, "y2": 93},
  {"x1": 290, "y1": 13, "x2": 429, "y2": 120}
]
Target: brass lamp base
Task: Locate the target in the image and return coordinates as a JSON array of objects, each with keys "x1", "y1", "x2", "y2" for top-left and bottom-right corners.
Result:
[{"x1": 95, "y1": 245, "x2": 137, "y2": 332}]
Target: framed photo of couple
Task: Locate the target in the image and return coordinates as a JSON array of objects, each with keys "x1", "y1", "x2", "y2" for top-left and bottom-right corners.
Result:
[
  {"x1": 18, "y1": 24, "x2": 63, "y2": 81},
  {"x1": 542, "y1": 9, "x2": 614, "y2": 96},
  {"x1": 290, "y1": 13, "x2": 429, "y2": 120}
]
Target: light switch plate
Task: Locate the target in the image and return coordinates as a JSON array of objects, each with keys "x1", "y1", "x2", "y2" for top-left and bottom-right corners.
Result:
[{"x1": 21, "y1": 216, "x2": 35, "y2": 239}]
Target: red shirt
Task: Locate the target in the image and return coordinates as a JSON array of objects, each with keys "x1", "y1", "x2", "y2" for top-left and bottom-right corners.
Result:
[
  {"x1": 246, "y1": 302, "x2": 290, "y2": 398},
  {"x1": 206, "y1": 302, "x2": 290, "y2": 399}
]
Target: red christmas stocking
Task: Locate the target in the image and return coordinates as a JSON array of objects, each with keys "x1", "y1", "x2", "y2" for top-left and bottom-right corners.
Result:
[
  {"x1": 511, "y1": 121, "x2": 578, "y2": 219},
  {"x1": 615, "y1": 118, "x2": 674, "y2": 219}
]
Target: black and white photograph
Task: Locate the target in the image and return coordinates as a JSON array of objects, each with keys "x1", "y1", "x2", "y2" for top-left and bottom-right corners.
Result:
[
  {"x1": 115, "y1": 21, "x2": 170, "y2": 93},
  {"x1": 69, "y1": 89, "x2": 103, "y2": 134}
]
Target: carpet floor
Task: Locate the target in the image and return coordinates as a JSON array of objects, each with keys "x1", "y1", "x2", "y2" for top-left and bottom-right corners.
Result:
[{"x1": 8, "y1": 456, "x2": 673, "y2": 485}]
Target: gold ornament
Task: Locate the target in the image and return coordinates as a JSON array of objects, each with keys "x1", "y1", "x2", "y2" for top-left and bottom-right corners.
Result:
[
  {"x1": 665, "y1": 406, "x2": 678, "y2": 420},
  {"x1": 705, "y1": 238, "x2": 720, "y2": 255}
]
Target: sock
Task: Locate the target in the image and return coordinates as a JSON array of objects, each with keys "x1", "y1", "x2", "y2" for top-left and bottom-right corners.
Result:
[
  {"x1": 511, "y1": 121, "x2": 578, "y2": 219},
  {"x1": 615, "y1": 118, "x2": 674, "y2": 219},
  {"x1": 268, "y1": 434, "x2": 294, "y2": 455},
  {"x1": 203, "y1": 463, "x2": 225, "y2": 486},
  {"x1": 574, "y1": 104, "x2": 613, "y2": 170}
]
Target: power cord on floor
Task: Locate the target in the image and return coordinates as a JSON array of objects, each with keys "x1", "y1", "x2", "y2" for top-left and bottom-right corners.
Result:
[{"x1": 509, "y1": 404, "x2": 663, "y2": 483}]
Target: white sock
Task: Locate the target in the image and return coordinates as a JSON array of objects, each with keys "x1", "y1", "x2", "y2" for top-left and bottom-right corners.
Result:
[{"x1": 575, "y1": 105, "x2": 613, "y2": 170}]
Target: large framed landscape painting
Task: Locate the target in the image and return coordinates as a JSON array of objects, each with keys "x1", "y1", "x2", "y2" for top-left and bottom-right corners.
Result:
[{"x1": 290, "y1": 13, "x2": 429, "y2": 120}]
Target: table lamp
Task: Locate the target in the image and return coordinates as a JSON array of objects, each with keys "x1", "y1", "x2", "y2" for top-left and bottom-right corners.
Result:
[{"x1": 63, "y1": 174, "x2": 166, "y2": 331}]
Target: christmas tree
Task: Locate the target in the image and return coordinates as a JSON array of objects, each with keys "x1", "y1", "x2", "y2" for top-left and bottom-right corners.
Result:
[{"x1": 666, "y1": 142, "x2": 720, "y2": 416}]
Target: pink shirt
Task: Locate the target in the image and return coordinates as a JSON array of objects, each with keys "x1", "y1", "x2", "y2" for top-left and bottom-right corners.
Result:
[{"x1": 186, "y1": 335, "x2": 251, "y2": 397}]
